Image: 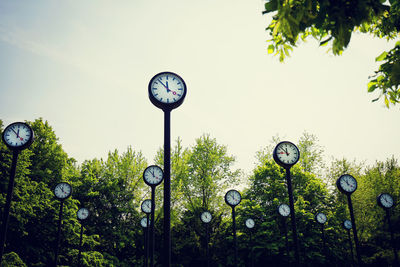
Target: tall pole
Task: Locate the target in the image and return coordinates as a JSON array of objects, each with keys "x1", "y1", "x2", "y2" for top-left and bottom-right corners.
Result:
[
  {"x1": 163, "y1": 110, "x2": 171, "y2": 267},
  {"x1": 146, "y1": 214, "x2": 150, "y2": 267},
  {"x1": 321, "y1": 224, "x2": 327, "y2": 260},
  {"x1": 54, "y1": 201, "x2": 64, "y2": 267},
  {"x1": 0, "y1": 150, "x2": 19, "y2": 263},
  {"x1": 250, "y1": 229, "x2": 254, "y2": 267},
  {"x1": 151, "y1": 188, "x2": 156, "y2": 267},
  {"x1": 283, "y1": 220, "x2": 289, "y2": 257},
  {"x1": 206, "y1": 223, "x2": 210, "y2": 267},
  {"x1": 347, "y1": 229, "x2": 355, "y2": 266},
  {"x1": 232, "y1": 208, "x2": 237, "y2": 267},
  {"x1": 386, "y1": 209, "x2": 399, "y2": 266},
  {"x1": 286, "y1": 168, "x2": 300, "y2": 266},
  {"x1": 78, "y1": 224, "x2": 84, "y2": 267},
  {"x1": 347, "y1": 194, "x2": 362, "y2": 266}
]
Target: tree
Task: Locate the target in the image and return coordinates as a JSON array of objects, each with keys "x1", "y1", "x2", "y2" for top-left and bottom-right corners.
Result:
[{"x1": 263, "y1": 0, "x2": 400, "y2": 107}]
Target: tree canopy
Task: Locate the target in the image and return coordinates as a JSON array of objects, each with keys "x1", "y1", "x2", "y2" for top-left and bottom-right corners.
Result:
[{"x1": 263, "y1": 0, "x2": 400, "y2": 107}]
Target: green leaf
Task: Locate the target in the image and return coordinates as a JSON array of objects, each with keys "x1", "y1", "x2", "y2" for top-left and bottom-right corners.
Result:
[
  {"x1": 267, "y1": 44, "x2": 275, "y2": 54},
  {"x1": 367, "y1": 81, "x2": 377, "y2": 92},
  {"x1": 375, "y1": 51, "x2": 388, "y2": 62},
  {"x1": 319, "y1": 37, "x2": 332, "y2": 46}
]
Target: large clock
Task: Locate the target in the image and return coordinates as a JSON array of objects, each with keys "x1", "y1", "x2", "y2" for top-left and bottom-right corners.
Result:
[{"x1": 273, "y1": 141, "x2": 300, "y2": 168}]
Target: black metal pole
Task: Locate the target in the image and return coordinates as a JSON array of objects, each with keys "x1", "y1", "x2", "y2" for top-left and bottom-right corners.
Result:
[
  {"x1": 286, "y1": 168, "x2": 300, "y2": 266},
  {"x1": 54, "y1": 200, "x2": 64, "y2": 267},
  {"x1": 347, "y1": 194, "x2": 362, "y2": 266},
  {"x1": 151, "y1": 187, "x2": 156, "y2": 267},
  {"x1": 0, "y1": 150, "x2": 19, "y2": 263},
  {"x1": 347, "y1": 229, "x2": 355, "y2": 266},
  {"x1": 386, "y1": 209, "x2": 399, "y2": 266},
  {"x1": 232, "y1": 208, "x2": 237, "y2": 267},
  {"x1": 321, "y1": 224, "x2": 326, "y2": 260},
  {"x1": 206, "y1": 222, "x2": 210, "y2": 267},
  {"x1": 250, "y1": 229, "x2": 254, "y2": 267},
  {"x1": 163, "y1": 110, "x2": 171, "y2": 267},
  {"x1": 78, "y1": 223, "x2": 84, "y2": 267},
  {"x1": 283, "y1": 220, "x2": 289, "y2": 257},
  {"x1": 146, "y1": 213, "x2": 150, "y2": 267}
]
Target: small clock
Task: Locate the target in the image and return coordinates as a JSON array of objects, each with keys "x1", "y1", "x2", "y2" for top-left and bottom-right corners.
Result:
[
  {"x1": 315, "y1": 213, "x2": 327, "y2": 224},
  {"x1": 277, "y1": 204, "x2": 290, "y2": 217},
  {"x1": 148, "y1": 72, "x2": 187, "y2": 111},
  {"x1": 143, "y1": 165, "x2": 164, "y2": 187},
  {"x1": 245, "y1": 218, "x2": 255, "y2": 229},
  {"x1": 54, "y1": 182, "x2": 72, "y2": 200},
  {"x1": 273, "y1": 141, "x2": 300, "y2": 168},
  {"x1": 200, "y1": 211, "x2": 212, "y2": 224},
  {"x1": 225, "y1": 189, "x2": 241, "y2": 207},
  {"x1": 2, "y1": 122, "x2": 34, "y2": 150},
  {"x1": 377, "y1": 193, "x2": 394, "y2": 209},
  {"x1": 141, "y1": 217, "x2": 148, "y2": 228},
  {"x1": 336, "y1": 174, "x2": 357, "y2": 194},
  {"x1": 141, "y1": 199, "x2": 152, "y2": 214},
  {"x1": 77, "y1": 208, "x2": 89, "y2": 221},
  {"x1": 343, "y1": 219, "x2": 352, "y2": 230}
]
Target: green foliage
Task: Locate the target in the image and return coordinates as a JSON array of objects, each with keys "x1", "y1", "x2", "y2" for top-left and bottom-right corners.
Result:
[
  {"x1": 2, "y1": 252, "x2": 26, "y2": 267},
  {"x1": 263, "y1": 0, "x2": 400, "y2": 106}
]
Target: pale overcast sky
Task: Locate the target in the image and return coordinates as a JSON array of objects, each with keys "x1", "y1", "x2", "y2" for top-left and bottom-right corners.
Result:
[{"x1": 1, "y1": 0, "x2": 399, "y2": 175}]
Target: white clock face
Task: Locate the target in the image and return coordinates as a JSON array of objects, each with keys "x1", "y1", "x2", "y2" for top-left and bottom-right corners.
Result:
[
  {"x1": 143, "y1": 165, "x2": 164, "y2": 186},
  {"x1": 225, "y1": 190, "x2": 241, "y2": 206},
  {"x1": 343, "y1": 220, "x2": 352, "y2": 230},
  {"x1": 77, "y1": 208, "x2": 89, "y2": 220},
  {"x1": 245, "y1": 218, "x2": 255, "y2": 229},
  {"x1": 141, "y1": 199, "x2": 152, "y2": 214},
  {"x1": 2, "y1": 122, "x2": 34, "y2": 150},
  {"x1": 338, "y1": 174, "x2": 357, "y2": 193},
  {"x1": 316, "y1": 213, "x2": 327, "y2": 224},
  {"x1": 141, "y1": 217, "x2": 148, "y2": 228},
  {"x1": 201, "y1": 211, "x2": 212, "y2": 223},
  {"x1": 379, "y1": 193, "x2": 394, "y2": 208},
  {"x1": 278, "y1": 204, "x2": 290, "y2": 217},
  {"x1": 274, "y1": 142, "x2": 300, "y2": 166},
  {"x1": 150, "y1": 72, "x2": 186, "y2": 104},
  {"x1": 54, "y1": 182, "x2": 72, "y2": 199}
]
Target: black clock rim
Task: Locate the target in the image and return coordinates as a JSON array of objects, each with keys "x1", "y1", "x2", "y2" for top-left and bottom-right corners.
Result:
[
  {"x1": 272, "y1": 141, "x2": 300, "y2": 169},
  {"x1": 148, "y1": 71, "x2": 187, "y2": 111},
  {"x1": 336, "y1": 174, "x2": 357, "y2": 195},
  {"x1": 141, "y1": 199, "x2": 152, "y2": 214},
  {"x1": 77, "y1": 208, "x2": 89, "y2": 220},
  {"x1": 377, "y1": 193, "x2": 394, "y2": 209},
  {"x1": 315, "y1": 213, "x2": 327, "y2": 224},
  {"x1": 277, "y1": 203, "x2": 290, "y2": 217},
  {"x1": 143, "y1": 165, "x2": 164, "y2": 187},
  {"x1": 224, "y1": 189, "x2": 241, "y2": 207},
  {"x1": 54, "y1": 182, "x2": 72, "y2": 200},
  {"x1": 2, "y1": 122, "x2": 34, "y2": 151},
  {"x1": 343, "y1": 220, "x2": 352, "y2": 230}
]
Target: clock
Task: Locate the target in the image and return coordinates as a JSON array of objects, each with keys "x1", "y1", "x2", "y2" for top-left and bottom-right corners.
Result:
[
  {"x1": 277, "y1": 204, "x2": 290, "y2": 217},
  {"x1": 141, "y1": 199, "x2": 152, "y2": 214},
  {"x1": 200, "y1": 211, "x2": 212, "y2": 224},
  {"x1": 141, "y1": 217, "x2": 148, "y2": 228},
  {"x1": 2, "y1": 122, "x2": 34, "y2": 150},
  {"x1": 225, "y1": 189, "x2": 241, "y2": 207},
  {"x1": 245, "y1": 218, "x2": 255, "y2": 229},
  {"x1": 336, "y1": 174, "x2": 357, "y2": 194},
  {"x1": 148, "y1": 72, "x2": 187, "y2": 111},
  {"x1": 377, "y1": 193, "x2": 394, "y2": 209},
  {"x1": 343, "y1": 219, "x2": 352, "y2": 230},
  {"x1": 315, "y1": 213, "x2": 327, "y2": 224},
  {"x1": 143, "y1": 165, "x2": 164, "y2": 187},
  {"x1": 273, "y1": 141, "x2": 300, "y2": 168},
  {"x1": 77, "y1": 208, "x2": 89, "y2": 221},
  {"x1": 54, "y1": 182, "x2": 72, "y2": 200}
]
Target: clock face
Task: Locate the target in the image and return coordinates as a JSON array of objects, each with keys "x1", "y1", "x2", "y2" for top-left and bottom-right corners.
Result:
[
  {"x1": 225, "y1": 190, "x2": 241, "y2": 206},
  {"x1": 143, "y1": 165, "x2": 164, "y2": 186},
  {"x1": 278, "y1": 204, "x2": 290, "y2": 217},
  {"x1": 141, "y1": 199, "x2": 152, "y2": 214},
  {"x1": 245, "y1": 218, "x2": 255, "y2": 229},
  {"x1": 315, "y1": 213, "x2": 327, "y2": 224},
  {"x1": 273, "y1": 141, "x2": 300, "y2": 168},
  {"x1": 77, "y1": 208, "x2": 89, "y2": 220},
  {"x1": 200, "y1": 211, "x2": 212, "y2": 223},
  {"x1": 343, "y1": 219, "x2": 352, "y2": 230},
  {"x1": 141, "y1": 217, "x2": 148, "y2": 228},
  {"x1": 2, "y1": 122, "x2": 34, "y2": 150},
  {"x1": 337, "y1": 174, "x2": 357, "y2": 194},
  {"x1": 148, "y1": 72, "x2": 187, "y2": 110},
  {"x1": 378, "y1": 193, "x2": 394, "y2": 209},
  {"x1": 54, "y1": 182, "x2": 72, "y2": 200}
]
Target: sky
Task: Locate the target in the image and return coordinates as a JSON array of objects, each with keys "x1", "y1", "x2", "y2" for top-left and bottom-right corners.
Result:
[{"x1": 0, "y1": 0, "x2": 399, "y2": 176}]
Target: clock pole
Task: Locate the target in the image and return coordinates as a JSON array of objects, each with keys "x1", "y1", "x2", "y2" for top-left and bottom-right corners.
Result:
[
  {"x1": 150, "y1": 186, "x2": 156, "y2": 267},
  {"x1": 347, "y1": 194, "x2": 362, "y2": 266},
  {"x1": 163, "y1": 110, "x2": 171, "y2": 267},
  {"x1": 77, "y1": 222, "x2": 84, "y2": 267},
  {"x1": 0, "y1": 150, "x2": 19, "y2": 263},
  {"x1": 232, "y1": 207, "x2": 238, "y2": 267},
  {"x1": 286, "y1": 168, "x2": 300, "y2": 267},
  {"x1": 54, "y1": 200, "x2": 64, "y2": 267},
  {"x1": 347, "y1": 228, "x2": 355, "y2": 265}
]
